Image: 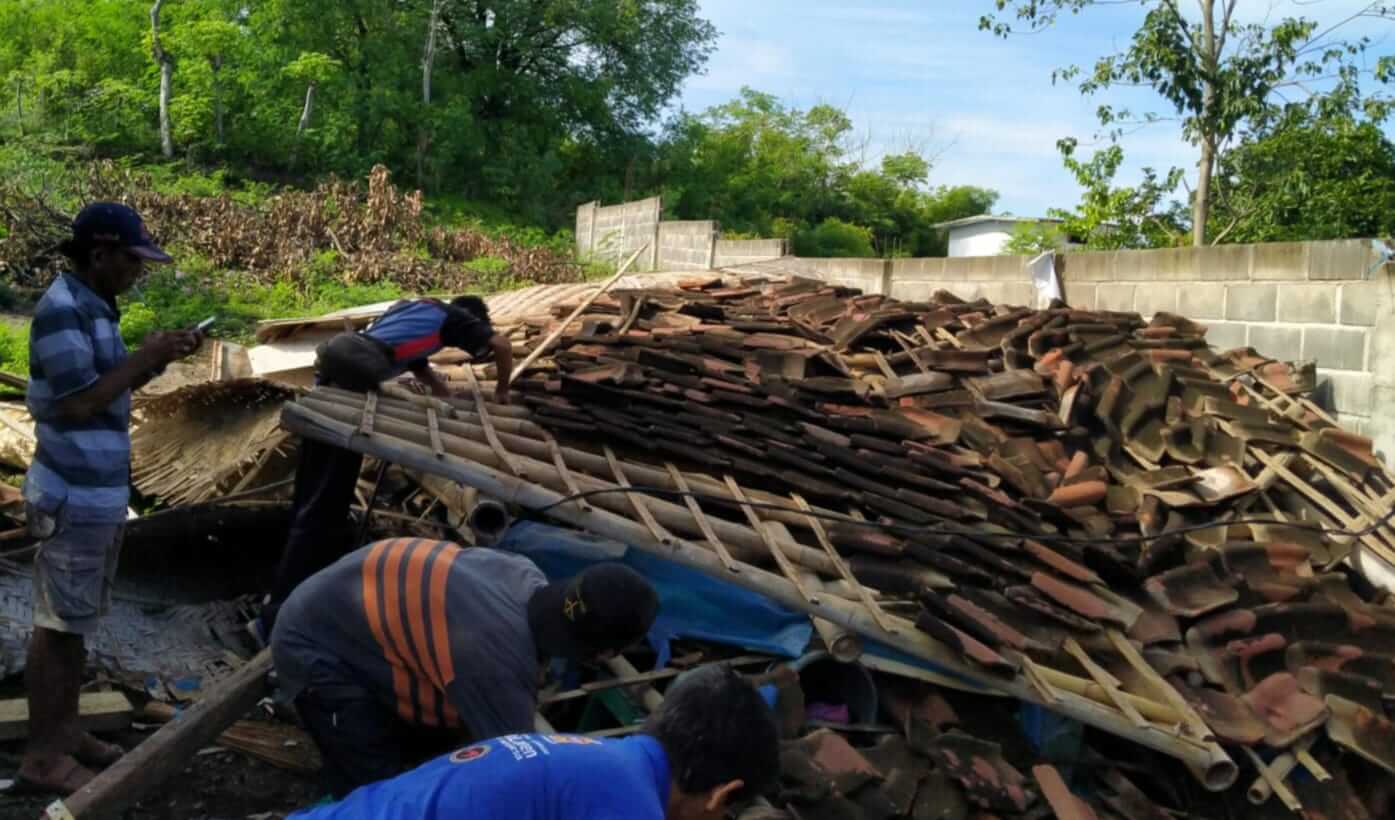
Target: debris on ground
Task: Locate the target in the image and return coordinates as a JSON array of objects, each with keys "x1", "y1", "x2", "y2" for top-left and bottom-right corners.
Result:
[
  {"x1": 5, "y1": 270, "x2": 1395, "y2": 817},
  {"x1": 280, "y1": 269, "x2": 1395, "y2": 817}
]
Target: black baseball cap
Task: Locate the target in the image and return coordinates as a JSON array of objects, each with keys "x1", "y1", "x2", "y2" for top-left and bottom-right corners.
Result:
[
  {"x1": 530, "y1": 563, "x2": 659, "y2": 660},
  {"x1": 71, "y1": 202, "x2": 172, "y2": 263}
]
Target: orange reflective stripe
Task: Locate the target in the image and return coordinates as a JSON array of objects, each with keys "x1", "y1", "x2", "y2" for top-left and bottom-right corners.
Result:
[
  {"x1": 416, "y1": 678, "x2": 440, "y2": 727},
  {"x1": 403, "y1": 541, "x2": 442, "y2": 688},
  {"x1": 427, "y1": 542, "x2": 460, "y2": 686},
  {"x1": 442, "y1": 700, "x2": 461, "y2": 728},
  {"x1": 361, "y1": 539, "x2": 417, "y2": 723}
]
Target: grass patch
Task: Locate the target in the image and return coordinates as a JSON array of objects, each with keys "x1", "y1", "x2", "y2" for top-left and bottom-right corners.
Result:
[
  {"x1": 123, "y1": 266, "x2": 405, "y2": 347},
  {"x1": 0, "y1": 322, "x2": 30, "y2": 377}
]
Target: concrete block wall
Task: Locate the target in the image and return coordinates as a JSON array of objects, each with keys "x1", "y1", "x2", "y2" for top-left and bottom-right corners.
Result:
[
  {"x1": 714, "y1": 238, "x2": 788, "y2": 268},
  {"x1": 779, "y1": 239, "x2": 1395, "y2": 458},
  {"x1": 889, "y1": 256, "x2": 1036, "y2": 306},
  {"x1": 656, "y1": 221, "x2": 719, "y2": 271},
  {"x1": 1055, "y1": 240, "x2": 1390, "y2": 441},
  {"x1": 575, "y1": 196, "x2": 663, "y2": 271}
]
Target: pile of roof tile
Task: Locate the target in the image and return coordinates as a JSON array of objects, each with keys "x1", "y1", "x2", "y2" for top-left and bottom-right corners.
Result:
[
  {"x1": 283, "y1": 271, "x2": 1395, "y2": 816},
  {"x1": 488, "y1": 272, "x2": 1395, "y2": 816}
]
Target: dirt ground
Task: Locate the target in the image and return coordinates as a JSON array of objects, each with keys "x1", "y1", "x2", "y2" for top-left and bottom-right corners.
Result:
[{"x1": 0, "y1": 711, "x2": 320, "y2": 820}]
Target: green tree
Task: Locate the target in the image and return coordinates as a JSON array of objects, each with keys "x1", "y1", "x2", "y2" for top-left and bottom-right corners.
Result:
[
  {"x1": 982, "y1": 0, "x2": 1391, "y2": 245},
  {"x1": 657, "y1": 88, "x2": 997, "y2": 257},
  {"x1": 1209, "y1": 89, "x2": 1395, "y2": 244},
  {"x1": 1001, "y1": 221, "x2": 1067, "y2": 255},
  {"x1": 1051, "y1": 141, "x2": 1186, "y2": 249}
]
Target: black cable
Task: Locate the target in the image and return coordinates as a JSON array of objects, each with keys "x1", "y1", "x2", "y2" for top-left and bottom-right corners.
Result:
[{"x1": 533, "y1": 484, "x2": 1395, "y2": 546}]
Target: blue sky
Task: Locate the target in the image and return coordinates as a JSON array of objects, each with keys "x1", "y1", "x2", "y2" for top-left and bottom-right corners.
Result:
[{"x1": 676, "y1": 1, "x2": 1393, "y2": 217}]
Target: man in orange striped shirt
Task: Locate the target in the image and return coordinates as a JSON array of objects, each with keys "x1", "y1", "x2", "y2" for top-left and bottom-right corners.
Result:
[{"x1": 270, "y1": 535, "x2": 659, "y2": 798}]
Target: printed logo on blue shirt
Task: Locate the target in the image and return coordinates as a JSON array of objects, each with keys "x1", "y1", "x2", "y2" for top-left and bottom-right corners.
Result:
[{"x1": 449, "y1": 744, "x2": 491, "y2": 764}]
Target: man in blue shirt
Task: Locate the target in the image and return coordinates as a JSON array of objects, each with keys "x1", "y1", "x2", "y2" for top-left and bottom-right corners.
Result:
[
  {"x1": 16, "y1": 203, "x2": 202, "y2": 795},
  {"x1": 290, "y1": 664, "x2": 780, "y2": 820},
  {"x1": 254, "y1": 295, "x2": 513, "y2": 640}
]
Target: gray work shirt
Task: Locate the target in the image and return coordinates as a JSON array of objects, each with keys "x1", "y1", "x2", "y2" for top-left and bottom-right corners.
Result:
[{"x1": 271, "y1": 540, "x2": 546, "y2": 740}]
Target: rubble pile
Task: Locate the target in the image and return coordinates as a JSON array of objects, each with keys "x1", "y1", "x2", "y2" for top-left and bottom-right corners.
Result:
[{"x1": 283, "y1": 271, "x2": 1395, "y2": 817}]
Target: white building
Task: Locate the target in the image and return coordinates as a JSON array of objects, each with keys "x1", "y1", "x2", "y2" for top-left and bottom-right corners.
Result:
[{"x1": 934, "y1": 215, "x2": 1074, "y2": 257}]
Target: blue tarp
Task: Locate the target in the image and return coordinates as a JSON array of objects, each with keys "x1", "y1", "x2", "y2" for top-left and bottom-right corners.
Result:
[{"x1": 497, "y1": 521, "x2": 814, "y2": 666}]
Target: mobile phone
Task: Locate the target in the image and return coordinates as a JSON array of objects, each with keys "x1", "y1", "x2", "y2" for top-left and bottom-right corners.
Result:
[{"x1": 195, "y1": 317, "x2": 216, "y2": 333}]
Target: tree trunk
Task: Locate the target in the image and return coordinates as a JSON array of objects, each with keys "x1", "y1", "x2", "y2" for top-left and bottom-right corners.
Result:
[
  {"x1": 150, "y1": 0, "x2": 174, "y2": 158},
  {"x1": 297, "y1": 82, "x2": 316, "y2": 137},
  {"x1": 211, "y1": 56, "x2": 224, "y2": 146},
  {"x1": 289, "y1": 82, "x2": 316, "y2": 167},
  {"x1": 1193, "y1": 137, "x2": 1215, "y2": 246},
  {"x1": 417, "y1": 0, "x2": 444, "y2": 189},
  {"x1": 1192, "y1": 0, "x2": 1217, "y2": 246}
]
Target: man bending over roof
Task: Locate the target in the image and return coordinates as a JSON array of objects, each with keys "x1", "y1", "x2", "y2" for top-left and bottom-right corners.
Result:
[
  {"x1": 288, "y1": 663, "x2": 780, "y2": 820},
  {"x1": 270, "y1": 535, "x2": 660, "y2": 799},
  {"x1": 255, "y1": 295, "x2": 513, "y2": 640}
]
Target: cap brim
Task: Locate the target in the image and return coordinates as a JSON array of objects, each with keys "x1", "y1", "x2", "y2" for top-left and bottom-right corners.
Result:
[{"x1": 129, "y1": 244, "x2": 173, "y2": 264}]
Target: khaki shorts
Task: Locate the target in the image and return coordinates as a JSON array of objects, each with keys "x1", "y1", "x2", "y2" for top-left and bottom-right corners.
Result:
[{"x1": 29, "y1": 504, "x2": 124, "y2": 635}]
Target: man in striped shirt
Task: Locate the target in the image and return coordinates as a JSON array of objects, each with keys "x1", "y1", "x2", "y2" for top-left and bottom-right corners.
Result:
[
  {"x1": 255, "y1": 296, "x2": 512, "y2": 641},
  {"x1": 16, "y1": 203, "x2": 202, "y2": 795},
  {"x1": 270, "y1": 534, "x2": 660, "y2": 798}
]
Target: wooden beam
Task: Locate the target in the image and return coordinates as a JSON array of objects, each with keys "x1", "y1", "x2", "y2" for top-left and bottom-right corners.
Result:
[
  {"x1": 54, "y1": 650, "x2": 272, "y2": 820},
  {"x1": 0, "y1": 691, "x2": 132, "y2": 742},
  {"x1": 510, "y1": 242, "x2": 647, "y2": 381}
]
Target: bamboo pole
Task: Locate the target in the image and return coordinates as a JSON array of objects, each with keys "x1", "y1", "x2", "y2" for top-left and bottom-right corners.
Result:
[
  {"x1": 511, "y1": 241, "x2": 648, "y2": 381},
  {"x1": 302, "y1": 392, "x2": 841, "y2": 575},
  {"x1": 323, "y1": 387, "x2": 853, "y2": 541},
  {"x1": 280, "y1": 401, "x2": 1238, "y2": 790},
  {"x1": 55, "y1": 650, "x2": 273, "y2": 819}
]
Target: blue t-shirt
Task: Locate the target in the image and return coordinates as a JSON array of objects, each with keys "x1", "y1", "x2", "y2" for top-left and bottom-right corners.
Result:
[{"x1": 291, "y1": 733, "x2": 670, "y2": 820}]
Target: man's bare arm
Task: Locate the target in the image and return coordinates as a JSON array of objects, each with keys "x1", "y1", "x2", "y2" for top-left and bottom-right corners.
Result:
[{"x1": 56, "y1": 331, "x2": 199, "y2": 423}]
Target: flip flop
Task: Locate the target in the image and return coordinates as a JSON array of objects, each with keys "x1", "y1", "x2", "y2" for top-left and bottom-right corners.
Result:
[
  {"x1": 75, "y1": 734, "x2": 125, "y2": 768},
  {"x1": 7, "y1": 756, "x2": 96, "y2": 797}
]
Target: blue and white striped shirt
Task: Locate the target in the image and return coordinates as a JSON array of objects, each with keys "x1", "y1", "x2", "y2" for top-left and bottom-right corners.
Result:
[{"x1": 22, "y1": 273, "x2": 131, "y2": 524}]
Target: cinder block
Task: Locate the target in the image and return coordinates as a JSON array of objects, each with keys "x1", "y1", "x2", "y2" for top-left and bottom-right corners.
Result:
[
  {"x1": 1062, "y1": 251, "x2": 1115, "y2": 282},
  {"x1": 991, "y1": 255, "x2": 1028, "y2": 281},
  {"x1": 1225, "y1": 284, "x2": 1278, "y2": 321},
  {"x1": 1248, "y1": 324, "x2": 1301, "y2": 358},
  {"x1": 1251, "y1": 242, "x2": 1308, "y2": 281},
  {"x1": 1000, "y1": 283, "x2": 1036, "y2": 307},
  {"x1": 1177, "y1": 283, "x2": 1226, "y2": 320},
  {"x1": 1276, "y1": 284, "x2": 1337, "y2": 324},
  {"x1": 941, "y1": 258, "x2": 977, "y2": 282},
  {"x1": 893, "y1": 258, "x2": 945, "y2": 280},
  {"x1": 1134, "y1": 284, "x2": 1179, "y2": 317},
  {"x1": 1200, "y1": 244, "x2": 1251, "y2": 281},
  {"x1": 1321, "y1": 370, "x2": 1375, "y2": 417},
  {"x1": 1112, "y1": 249, "x2": 1147, "y2": 282},
  {"x1": 965, "y1": 256, "x2": 996, "y2": 280},
  {"x1": 1339, "y1": 282, "x2": 1389, "y2": 327},
  {"x1": 1096, "y1": 283, "x2": 1136, "y2": 312},
  {"x1": 1303, "y1": 327, "x2": 1368, "y2": 371},
  {"x1": 1205, "y1": 321, "x2": 1249, "y2": 351},
  {"x1": 1309, "y1": 239, "x2": 1378, "y2": 281},
  {"x1": 1064, "y1": 283, "x2": 1097, "y2": 311},
  {"x1": 890, "y1": 281, "x2": 936, "y2": 302}
]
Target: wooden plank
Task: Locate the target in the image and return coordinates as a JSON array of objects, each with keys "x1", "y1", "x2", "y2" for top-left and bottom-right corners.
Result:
[
  {"x1": 1064, "y1": 639, "x2": 1148, "y2": 728},
  {"x1": 357, "y1": 391, "x2": 378, "y2": 436},
  {"x1": 0, "y1": 691, "x2": 132, "y2": 742},
  {"x1": 605, "y1": 445, "x2": 672, "y2": 546},
  {"x1": 54, "y1": 650, "x2": 273, "y2": 820},
  {"x1": 668, "y1": 463, "x2": 739, "y2": 573},
  {"x1": 791, "y1": 493, "x2": 895, "y2": 634},
  {"x1": 510, "y1": 242, "x2": 647, "y2": 381}
]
